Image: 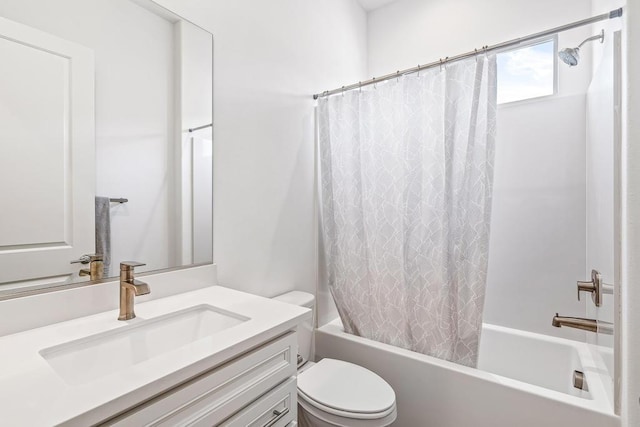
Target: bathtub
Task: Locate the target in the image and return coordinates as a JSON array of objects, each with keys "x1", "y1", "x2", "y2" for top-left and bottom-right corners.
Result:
[{"x1": 315, "y1": 319, "x2": 618, "y2": 427}]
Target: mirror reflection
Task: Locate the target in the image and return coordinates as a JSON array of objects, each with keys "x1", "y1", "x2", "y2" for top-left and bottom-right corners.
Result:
[{"x1": 0, "y1": 0, "x2": 213, "y2": 295}]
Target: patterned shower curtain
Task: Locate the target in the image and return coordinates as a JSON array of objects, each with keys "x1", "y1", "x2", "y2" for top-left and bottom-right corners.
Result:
[{"x1": 318, "y1": 55, "x2": 497, "y2": 367}]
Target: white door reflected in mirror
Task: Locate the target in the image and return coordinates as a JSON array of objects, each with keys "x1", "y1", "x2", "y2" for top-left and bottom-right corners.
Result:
[
  {"x1": 0, "y1": 0, "x2": 214, "y2": 297},
  {"x1": 0, "y1": 16, "x2": 95, "y2": 289}
]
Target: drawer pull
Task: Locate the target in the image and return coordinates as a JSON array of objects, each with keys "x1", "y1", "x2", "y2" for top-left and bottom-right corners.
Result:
[{"x1": 263, "y1": 407, "x2": 289, "y2": 427}]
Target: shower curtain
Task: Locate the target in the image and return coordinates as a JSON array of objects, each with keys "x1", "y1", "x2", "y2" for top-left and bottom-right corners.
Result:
[{"x1": 318, "y1": 55, "x2": 497, "y2": 367}]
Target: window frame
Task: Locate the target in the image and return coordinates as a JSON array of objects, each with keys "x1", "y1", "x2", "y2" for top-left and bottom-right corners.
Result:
[{"x1": 496, "y1": 35, "x2": 558, "y2": 106}]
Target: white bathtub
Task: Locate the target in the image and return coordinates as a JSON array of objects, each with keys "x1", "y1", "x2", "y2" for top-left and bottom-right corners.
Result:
[{"x1": 315, "y1": 319, "x2": 619, "y2": 427}]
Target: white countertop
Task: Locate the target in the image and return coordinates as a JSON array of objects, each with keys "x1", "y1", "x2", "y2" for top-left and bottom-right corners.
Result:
[{"x1": 0, "y1": 286, "x2": 310, "y2": 426}]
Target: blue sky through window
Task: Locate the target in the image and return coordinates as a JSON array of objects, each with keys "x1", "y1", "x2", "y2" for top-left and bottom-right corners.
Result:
[{"x1": 497, "y1": 40, "x2": 555, "y2": 104}]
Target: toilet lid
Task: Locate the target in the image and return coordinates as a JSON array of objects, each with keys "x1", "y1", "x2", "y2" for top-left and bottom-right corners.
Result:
[{"x1": 297, "y1": 358, "x2": 395, "y2": 415}]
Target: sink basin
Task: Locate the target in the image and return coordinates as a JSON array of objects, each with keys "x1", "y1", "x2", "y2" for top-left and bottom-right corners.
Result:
[{"x1": 40, "y1": 305, "x2": 249, "y2": 385}]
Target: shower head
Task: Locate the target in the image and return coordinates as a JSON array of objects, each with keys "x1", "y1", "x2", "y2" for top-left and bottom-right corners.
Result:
[
  {"x1": 558, "y1": 29, "x2": 605, "y2": 67},
  {"x1": 558, "y1": 47, "x2": 580, "y2": 66}
]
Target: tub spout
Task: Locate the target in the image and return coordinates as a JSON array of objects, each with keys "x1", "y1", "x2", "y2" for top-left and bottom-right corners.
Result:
[{"x1": 552, "y1": 313, "x2": 613, "y2": 335}]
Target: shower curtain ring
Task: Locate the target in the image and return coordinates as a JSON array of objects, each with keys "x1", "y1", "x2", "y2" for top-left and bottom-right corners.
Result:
[
  {"x1": 373, "y1": 77, "x2": 377, "y2": 89},
  {"x1": 342, "y1": 86, "x2": 345, "y2": 96},
  {"x1": 417, "y1": 64, "x2": 420, "y2": 77},
  {"x1": 439, "y1": 58, "x2": 443, "y2": 71},
  {"x1": 474, "y1": 48, "x2": 478, "y2": 62},
  {"x1": 444, "y1": 56, "x2": 449, "y2": 69},
  {"x1": 396, "y1": 70, "x2": 400, "y2": 83}
]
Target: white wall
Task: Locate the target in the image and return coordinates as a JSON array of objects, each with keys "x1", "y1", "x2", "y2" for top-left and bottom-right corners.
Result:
[
  {"x1": 585, "y1": 22, "x2": 621, "y2": 410},
  {"x1": 151, "y1": 0, "x2": 368, "y2": 298},
  {"x1": 620, "y1": 1, "x2": 640, "y2": 426},
  {"x1": 585, "y1": 23, "x2": 619, "y2": 345},
  {"x1": 367, "y1": 0, "x2": 593, "y2": 96},
  {"x1": 178, "y1": 21, "x2": 214, "y2": 265},
  {"x1": 0, "y1": 0, "x2": 179, "y2": 276},
  {"x1": 351, "y1": 0, "x2": 597, "y2": 341},
  {"x1": 485, "y1": 95, "x2": 587, "y2": 341},
  {"x1": 589, "y1": 2, "x2": 640, "y2": 426}
]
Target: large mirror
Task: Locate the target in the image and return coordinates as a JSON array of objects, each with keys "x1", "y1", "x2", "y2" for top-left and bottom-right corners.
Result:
[{"x1": 0, "y1": 0, "x2": 213, "y2": 296}]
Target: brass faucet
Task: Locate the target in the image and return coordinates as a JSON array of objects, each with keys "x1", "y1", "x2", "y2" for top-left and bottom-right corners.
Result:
[
  {"x1": 118, "y1": 261, "x2": 150, "y2": 321},
  {"x1": 71, "y1": 254, "x2": 104, "y2": 281},
  {"x1": 552, "y1": 313, "x2": 614, "y2": 335}
]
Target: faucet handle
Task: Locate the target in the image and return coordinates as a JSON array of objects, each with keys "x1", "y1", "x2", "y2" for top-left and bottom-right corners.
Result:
[
  {"x1": 120, "y1": 261, "x2": 146, "y2": 271},
  {"x1": 71, "y1": 254, "x2": 103, "y2": 264},
  {"x1": 576, "y1": 269, "x2": 602, "y2": 307},
  {"x1": 71, "y1": 255, "x2": 90, "y2": 264},
  {"x1": 577, "y1": 280, "x2": 595, "y2": 300}
]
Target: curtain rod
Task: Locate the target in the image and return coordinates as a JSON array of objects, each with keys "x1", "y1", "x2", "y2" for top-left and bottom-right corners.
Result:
[
  {"x1": 313, "y1": 8, "x2": 623, "y2": 100},
  {"x1": 188, "y1": 123, "x2": 213, "y2": 133}
]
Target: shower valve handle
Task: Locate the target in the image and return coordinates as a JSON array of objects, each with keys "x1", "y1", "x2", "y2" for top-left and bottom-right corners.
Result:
[
  {"x1": 576, "y1": 269, "x2": 602, "y2": 307},
  {"x1": 577, "y1": 281, "x2": 596, "y2": 300}
]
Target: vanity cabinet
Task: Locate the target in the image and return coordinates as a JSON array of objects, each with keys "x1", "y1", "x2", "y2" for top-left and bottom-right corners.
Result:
[
  {"x1": 0, "y1": 284, "x2": 310, "y2": 426},
  {"x1": 103, "y1": 332, "x2": 297, "y2": 427}
]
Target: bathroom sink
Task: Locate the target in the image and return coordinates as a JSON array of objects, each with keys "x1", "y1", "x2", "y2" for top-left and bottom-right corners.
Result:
[{"x1": 39, "y1": 305, "x2": 249, "y2": 385}]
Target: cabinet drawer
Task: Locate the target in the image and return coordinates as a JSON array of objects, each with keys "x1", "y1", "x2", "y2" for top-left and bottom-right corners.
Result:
[
  {"x1": 105, "y1": 332, "x2": 297, "y2": 427},
  {"x1": 218, "y1": 377, "x2": 296, "y2": 427}
]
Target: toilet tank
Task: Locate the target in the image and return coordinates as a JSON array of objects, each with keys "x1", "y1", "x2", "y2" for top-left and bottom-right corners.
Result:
[{"x1": 272, "y1": 291, "x2": 315, "y2": 363}]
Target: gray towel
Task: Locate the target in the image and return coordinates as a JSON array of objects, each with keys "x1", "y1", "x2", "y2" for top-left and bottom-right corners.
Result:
[{"x1": 95, "y1": 197, "x2": 111, "y2": 277}]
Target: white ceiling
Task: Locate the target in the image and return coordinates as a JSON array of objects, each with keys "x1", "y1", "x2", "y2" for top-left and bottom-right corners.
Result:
[{"x1": 357, "y1": 0, "x2": 400, "y2": 12}]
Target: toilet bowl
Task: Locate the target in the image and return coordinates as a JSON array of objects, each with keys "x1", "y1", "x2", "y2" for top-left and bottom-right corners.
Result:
[{"x1": 273, "y1": 292, "x2": 397, "y2": 427}]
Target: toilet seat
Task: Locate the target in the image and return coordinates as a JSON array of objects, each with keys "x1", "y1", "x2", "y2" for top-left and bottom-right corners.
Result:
[
  {"x1": 298, "y1": 389, "x2": 397, "y2": 420},
  {"x1": 297, "y1": 358, "x2": 396, "y2": 421},
  {"x1": 298, "y1": 393, "x2": 398, "y2": 427}
]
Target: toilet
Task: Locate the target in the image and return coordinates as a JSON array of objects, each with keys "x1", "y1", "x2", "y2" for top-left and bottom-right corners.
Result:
[{"x1": 273, "y1": 291, "x2": 397, "y2": 427}]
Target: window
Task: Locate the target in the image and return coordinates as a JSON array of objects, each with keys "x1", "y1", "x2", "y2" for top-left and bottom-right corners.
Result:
[{"x1": 497, "y1": 38, "x2": 556, "y2": 104}]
